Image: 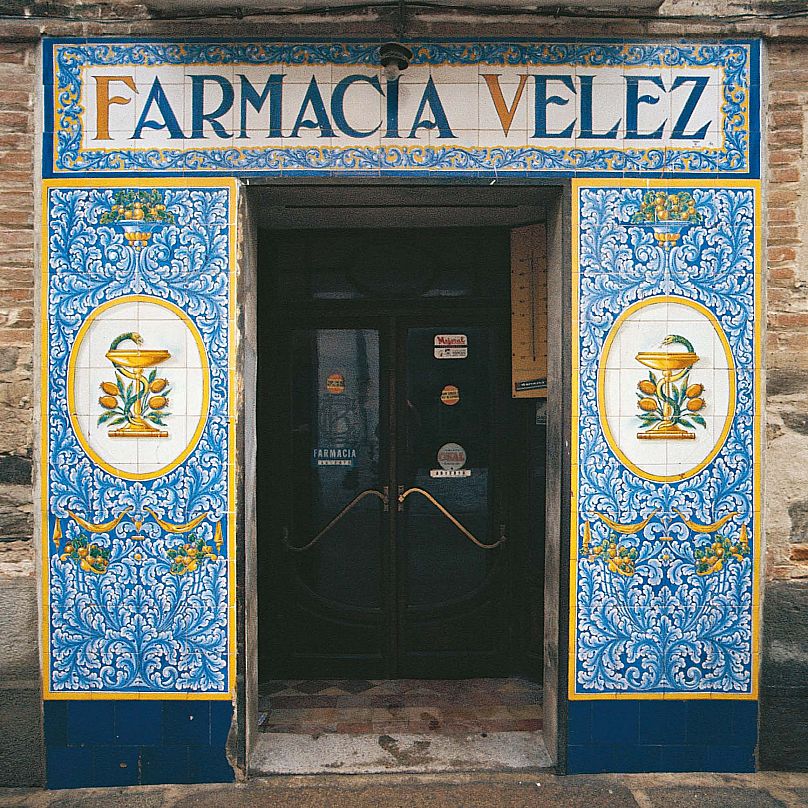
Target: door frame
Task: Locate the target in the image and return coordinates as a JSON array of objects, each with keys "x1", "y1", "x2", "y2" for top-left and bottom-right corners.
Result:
[{"x1": 235, "y1": 180, "x2": 572, "y2": 774}]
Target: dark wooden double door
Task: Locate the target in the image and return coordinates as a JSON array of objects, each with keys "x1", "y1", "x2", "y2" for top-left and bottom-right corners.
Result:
[{"x1": 258, "y1": 229, "x2": 543, "y2": 681}]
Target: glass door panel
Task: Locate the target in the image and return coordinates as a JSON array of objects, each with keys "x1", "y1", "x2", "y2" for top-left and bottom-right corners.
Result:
[
  {"x1": 288, "y1": 329, "x2": 384, "y2": 609},
  {"x1": 264, "y1": 327, "x2": 388, "y2": 678},
  {"x1": 397, "y1": 325, "x2": 509, "y2": 678}
]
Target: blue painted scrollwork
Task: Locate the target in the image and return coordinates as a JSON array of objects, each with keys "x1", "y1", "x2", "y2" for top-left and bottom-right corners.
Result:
[
  {"x1": 46, "y1": 185, "x2": 232, "y2": 694},
  {"x1": 574, "y1": 185, "x2": 757, "y2": 695}
]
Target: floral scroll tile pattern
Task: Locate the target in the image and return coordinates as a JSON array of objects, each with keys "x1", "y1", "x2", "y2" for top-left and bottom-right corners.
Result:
[
  {"x1": 572, "y1": 182, "x2": 759, "y2": 697},
  {"x1": 43, "y1": 182, "x2": 235, "y2": 695}
]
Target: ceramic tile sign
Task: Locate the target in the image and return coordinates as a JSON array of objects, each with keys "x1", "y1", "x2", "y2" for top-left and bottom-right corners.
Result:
[
  {"x1": 44, "y1": 39, "x2": 759, "y2": 178},
  {"x1": 570, "y1": 180, "x2": 760, "y2": 699},
  {"x1": 41, "y1": 179, "x2": 237, "y2": 698}
]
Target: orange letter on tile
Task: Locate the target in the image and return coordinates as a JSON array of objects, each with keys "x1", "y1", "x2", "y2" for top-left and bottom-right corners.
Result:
[
  {"x1": 481, "y1": 74, "x2": 528, "y2": 136},
  {"x1": 94, "y1": 76, "x2": 137, "y2": 140}
]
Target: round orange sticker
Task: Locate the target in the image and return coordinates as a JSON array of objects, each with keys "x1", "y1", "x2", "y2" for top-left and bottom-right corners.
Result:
[
  {"x1": 326, "y1": 373, "x2": 345, "y2": 394},
  {"x1": 440, "y1": 384, "x2": 460, "y2": 406}
]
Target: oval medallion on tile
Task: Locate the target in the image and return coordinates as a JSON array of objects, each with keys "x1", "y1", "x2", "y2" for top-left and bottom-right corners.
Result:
[
  {"x1": 67, "y1": 295, "x2": 210, "y2": 481},
  {"x1": 597, "y1": 295, "x2": 736, "y2": 482}
]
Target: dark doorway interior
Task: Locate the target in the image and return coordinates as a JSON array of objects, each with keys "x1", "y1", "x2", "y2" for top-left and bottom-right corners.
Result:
[{"x1": 256, "y1": 224, "x2": 547, "y2": 683}]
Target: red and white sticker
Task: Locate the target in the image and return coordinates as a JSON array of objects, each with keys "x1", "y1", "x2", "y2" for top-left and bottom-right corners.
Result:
[
  {"x1": 440, "y1": 384, "x2": 460, "y2": 406},
  {"x1": 434, "y1": 334, "x2": 468, "y2": 359},
  {"x1": 326, "y1": 372, "x2": 345, "y2": 394},
  {"x1": 436, "y1": 442, "x2": 467, "y2": 471}
]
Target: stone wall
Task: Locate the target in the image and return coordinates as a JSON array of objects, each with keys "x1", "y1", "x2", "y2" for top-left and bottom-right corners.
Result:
[
  {"x1": 760, "y1": 41, "x2": 808, "y2": 772},
  {"x1": 0, "y1": 40, "x2": 42, "y2": 788}
]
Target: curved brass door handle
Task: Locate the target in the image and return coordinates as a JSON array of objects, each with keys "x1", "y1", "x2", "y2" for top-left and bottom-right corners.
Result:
[
  {"x1": 397, "y1": 486, "x2": 506, "y2": 549},
  {"x1": 282, "y1": 487, "x2": 388, "y2": 552}
]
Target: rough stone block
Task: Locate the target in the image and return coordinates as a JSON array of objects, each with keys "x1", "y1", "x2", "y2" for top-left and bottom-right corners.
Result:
[
  {"x1": 0, "y1": 572, "x2": 38, "y2": 679},
  {"x1": 0, "y1": 483, "x2": 33, "y2": 543},
  {"x1": 0, "y1": 686, "x2": 43, "y2": 787},
  {"x1": 760, "y1": 580, "x2": 808, "y2": 770}
]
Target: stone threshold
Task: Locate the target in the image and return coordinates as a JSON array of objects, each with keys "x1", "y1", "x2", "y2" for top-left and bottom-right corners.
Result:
[{"x1": 250, "y1": 731, "x2": 552, "y2": 776}]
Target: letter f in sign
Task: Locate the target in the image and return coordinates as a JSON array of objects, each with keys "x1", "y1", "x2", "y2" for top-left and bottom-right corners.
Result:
[{"x1": 481, "y1": 74, "x2": 529, "y2": 136}]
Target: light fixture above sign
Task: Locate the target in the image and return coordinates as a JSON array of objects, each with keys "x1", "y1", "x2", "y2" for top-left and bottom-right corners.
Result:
[{"x1": 379, "y1": 42, "x2": 413, "y2": 81}]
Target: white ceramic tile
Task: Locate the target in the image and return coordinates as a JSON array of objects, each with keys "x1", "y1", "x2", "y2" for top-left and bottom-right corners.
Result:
[
  {"x1": 664, "y1": 300, "x2": 704, "y2": 323},
  {"x1": 136, "y1": 414, "x2": 188, "y2": 468},
  {"x1": 662, "y1": 323, "x2": 716, "y2": 371},
  {"x1": 666, "y1": 417, "x2": 720, "y2": 469},
  {"x1": 107, "y1": 462, "x2": 141, "y2": 476},
  {"x1": 281, "y1": 61, "x2": 331, "y2": 85},
  {"x1": 185, "y1": 331, "x2": 205, "y2": 369},
  {"x1": 430, "y1": 63, "x2": 478, "y2": 84},
  {"x1": 330, "y1": 78, "x2": 386, "y2": 138},
  {"x1": 395, "y1": 81, "x2": 434, "y2": 140},
  {"x1": 477, "y1": 128, "x2": 531, "y2": 149},
  {"x1": 87, "y1": 420, "x2": 143, "y2": 466},
  {"x1": 627, "y1": 300, "x2": 669, "y2": 323},
  {"x1": 85, "y1": 367, "x2": 121, "y2": 418},
  {"x1": 618, "y1": 320, "x2": 669, "y2": 369},
  {"x1": 138, "y1": 319, "x2": 185, "y2": 371},
  {"x1": 137, "y1": 300, "x2": 177, "y2": 320},
  {"x1": 88, "y1": 318, "x2": 143, "y2": 369},
  {"x1": 330, "y1": 64, "x2": 376, "y2": 85},
  {"x1": 125, "y1": 81, "x2": 186, "y2": 148},
  {"x1": 281, "y1": 81, "x2": 324, "y2": 139},
  {"x1": 186, "y1": 370, "x2": 207, "y2": 418},
  {"x1": 70, "y1": 366, "x2": 91, "y2": 418},
  {"x1": 478, "y1": 75, "x2": 528, "y2": 136},
  {"x1": 181, "y1": 75, "x2": 235, "y2": 142},
  {"x1": 430, "y1": 84, "x2": 477, "y2": 132},
  {"x1": 239, "y1": 132, "x2": 287, "y2": 148},
  {"x1": 134, "y1": 62, "x2": 186, "y2": 87},
  {"x1": 185, "y1": 61, "x2": 235, "y2": 84},
  {"x1": 577, "y1": 81, "x2": 624, "y2": 141},
  {"x1": 616, "y1": 414, "x2": 667, "y2": 467},
  {"x1": 158, "y1": 367, "x2": 186, "y2": 416},
  {"x1": 669, "y1": 73, "x2": 720, "y2": 140},
  {"x1": 71, "y1": 329, "x2": 93, "y2": 371},
  {"x1": 601, "y1": 367, "x2": 622, "y2": 417},
  {"x1": 386, "y1": 64, "x2": 425, "y2": 85},
  {"x1": 525, "y1": 70, "x2": 577, "y2": 144},
  {"x1": 432, "y1": 129, "x2": 478, "y2": 149}
]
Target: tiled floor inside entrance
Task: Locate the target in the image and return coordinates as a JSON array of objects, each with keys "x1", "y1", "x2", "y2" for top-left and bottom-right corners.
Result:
[{"x1": 258, "y1": 678, "x2": 542, "y2": 735}]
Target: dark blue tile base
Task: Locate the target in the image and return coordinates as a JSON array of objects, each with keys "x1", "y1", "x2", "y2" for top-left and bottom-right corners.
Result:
[
  {"x1": 567, "y1": 700, "x2": 757, "y2": 774},
  {"x1": 44, "y1": 700, "x2": 234, "y2": 789}
]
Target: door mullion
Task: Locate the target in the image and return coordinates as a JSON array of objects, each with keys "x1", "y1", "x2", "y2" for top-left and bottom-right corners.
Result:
[{"x1": 384, "y1": 319, "x2": 399, "y2": 678}]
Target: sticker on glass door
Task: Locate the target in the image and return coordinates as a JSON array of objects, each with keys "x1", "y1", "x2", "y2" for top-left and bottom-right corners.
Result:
[
  {"x1": 431, "y1": 442, "x2": 471, "y2": 478},
  {"x1": 434, "y1": 334, "x2": 468, "y2": 359}
]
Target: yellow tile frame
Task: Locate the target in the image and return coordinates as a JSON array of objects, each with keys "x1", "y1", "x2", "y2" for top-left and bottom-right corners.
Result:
[
  {"x1": 39, "y1": 177, "x2": 238, "y2": 700},
  {"x1": 568, "y1": 178, "x2": 763, "y2": 701}
]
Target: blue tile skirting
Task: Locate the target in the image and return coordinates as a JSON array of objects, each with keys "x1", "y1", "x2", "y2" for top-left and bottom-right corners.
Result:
[
  {"x1": 567, "y1": 700, "x2": 758, "y2": 774},
  {"x1": 44, "y1": 700, "x2": 234, "y2": 789}
]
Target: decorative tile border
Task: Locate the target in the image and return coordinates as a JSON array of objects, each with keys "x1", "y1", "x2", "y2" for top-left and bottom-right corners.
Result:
[
  {"x1": 40, "y1": 178, "x2": 237, "y2": 698},
  {"x1": 44, "y1": 39, "x2": 759, "y2": 178},
  {"x1": 569, "y1": 179, "x2": 761, "y2": 699}
]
